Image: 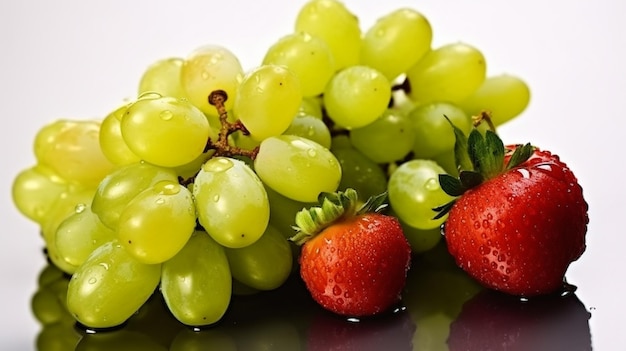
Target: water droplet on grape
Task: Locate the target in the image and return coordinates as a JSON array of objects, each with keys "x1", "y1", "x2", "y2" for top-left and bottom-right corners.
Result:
[
  {"x1": 155, "y1": 198, "x2": 165, "y2": 205},
  {"x1": 307, "y1": 148, "x2": 317, "y2": 157},
  {"x1": 203, "y1": 157, "x2": 233, "y2": 172},
  {"x1": 424, "y1": 178, "x2": 439, "y2": 191},
  {"x1": 160, "y1": 110, "x2": 173, "y2": 121},
  {"x1": 154, "y1": 180, "x2": 180, "y2": 195},
  {"x1": 99, "y1": 263, "x2": 109, "y2": 270},
  {"x1": 88, "y1": 277, "x2": 97, "y2": 284},
  {"x1": 201, "y1": 71, "x2": 211, "y2": 80},
  {"x1": 212, "y1": 194, "x2": 220, "y2": 202},
  {"x1": 137, "y1": 91, "x2": 162, "y2": 100},
  {"x1": 75, "y1": 203, "x2": 87, "y2": 214}
]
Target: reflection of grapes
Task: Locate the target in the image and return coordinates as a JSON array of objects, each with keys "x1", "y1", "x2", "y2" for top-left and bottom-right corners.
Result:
[{"x1": 14, "y1": 0, "x2": 532, "y2": 332}]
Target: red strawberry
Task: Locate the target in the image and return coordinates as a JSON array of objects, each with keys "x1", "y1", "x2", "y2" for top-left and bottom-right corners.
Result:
[
  {"x1": 291, "y1": 189, "x2": 412, "y2": 317},
  {"x1": 435, "y1": 114, "x2": 588, "y2": 297}
]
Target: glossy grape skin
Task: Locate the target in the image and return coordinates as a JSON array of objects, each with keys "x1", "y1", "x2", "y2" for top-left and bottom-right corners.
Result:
[
  {"x1": 161, "y1": 231, "x2": 232, "y2": 327},
  {"x1": 254, "y1": 135, "x2": 341, "y2": 202},
  {"x1": 91, "y1": 162, "x2": 178, "y2": 230},
  {"x1": 117, "y1": 180, "x2": 196, "y2": 264},
  {"x1": 35, "y1": 119, "x2": 115, "y2": 187},
  {"x1": 324, "y1": 65, "x2": 391, "y2": 129},
  {"x1": 42, "y1": 187, "x2": 96, "y2": 274},
  {"x1": 180, "y1": 45, "x2": 243, "y2": 116},
  {"x1": 295, "y1": 0, "x2": 361, "y2": 70},
  {"x1": 361, "y1": 8, "x2": 432, "y2": 81},
  {"x1": 55, "y1": 205, "x2": 116, "y2": 268},
  {"x1": 349, "y1": 109, "x2": 416, "y2": 163},
  {"x1": 331, "y1": 147, "x2": 388, "y2": 202},
  {"x1": 225, "y1": 225, "x2": 293, "y2": 291},
  {"x1": 263, "y1": 32, "x2": 335, "y2": 97},
  {"x1": 283, "y1": 114, "x2": 332, "y2": 149},
  {"x1": 12, "y1": 165, "x2": 69, "y2": 224},
  {"x1": 99, "y1": 102, "x2": 141, "y2": 166},
  {"x1": 459, "y1": 74, "x2": 531, "y2": 126},
  {"x1": 138, "y1": 57, "x2": 187, "y2": 99},
  {"x1": 408, "y1": 102, "x2": 472, "y2": 159},
  {"x1": 121, "y1": 94, "x2": 211, "y2": 167},
  {"x1": 193, "y1": 157, "x2": 270, "y2": 248},
  {"x1": 406, "y1": 42, "x2": 486, "y2": 105},
  {"x1": 66, "y1": 240, "x2": 161, "y2": 329},
  {"x1": 234, "y1": 64, "x2": 302, "y2": 142},
  {"x1": 388, "y1": 159, "x2": 455, "y2": 230}
]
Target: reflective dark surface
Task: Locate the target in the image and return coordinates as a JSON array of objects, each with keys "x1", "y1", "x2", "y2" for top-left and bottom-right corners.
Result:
[{"x1": 31, "y1": 242, "x2": 592, "y2": 351}]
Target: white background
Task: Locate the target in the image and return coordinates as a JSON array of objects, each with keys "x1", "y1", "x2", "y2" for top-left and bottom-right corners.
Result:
[{"x1": 1, "y1": 0, "x2": 623, "y2": 349}]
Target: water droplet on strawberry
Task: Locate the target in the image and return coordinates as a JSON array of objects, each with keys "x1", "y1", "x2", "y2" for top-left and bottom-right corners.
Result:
[
  {"x1": 516, "y1": 168, "x2": 531, "y2": 179},
  {"x1": 332, "y1": 285, "x2": 342, "y2": 296},
  {"x1": 479, "y1": 245, "x2": 491, "y2": 255}
]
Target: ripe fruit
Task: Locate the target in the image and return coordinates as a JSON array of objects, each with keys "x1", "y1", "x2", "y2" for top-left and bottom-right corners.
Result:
[
  {"x1": 435, "y1": 115, "x2": 589, "y2": 296},
  {"x1": 292, "y1": 189, "x2": 412, "y2": 317}
]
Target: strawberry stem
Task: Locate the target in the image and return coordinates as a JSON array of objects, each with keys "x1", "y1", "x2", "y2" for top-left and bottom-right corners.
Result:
[{"x1": 290, "y1": 189, "x2": 388, "y2": 246}]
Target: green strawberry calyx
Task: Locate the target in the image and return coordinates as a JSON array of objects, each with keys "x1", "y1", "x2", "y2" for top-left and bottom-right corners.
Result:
[
  {"x1": 433, "y1": 112, "x2": 535, "y2": 219},
  {"x1": 290, "y1": 188, "x2": 388, "y2": 246}
]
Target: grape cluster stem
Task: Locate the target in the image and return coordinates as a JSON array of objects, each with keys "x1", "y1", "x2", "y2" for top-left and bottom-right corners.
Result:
[{"x1": 179, "y1": 91, "x2": 259, "y2": 187}]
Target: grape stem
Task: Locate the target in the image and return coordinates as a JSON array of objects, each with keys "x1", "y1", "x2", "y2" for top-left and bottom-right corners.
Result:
[
  {"x1": 206, "y1": 90, "x2": 259, "y2": 159},
  {"x1": 178, "y1": 91, "x2": 259, "y2": 188},
  {"x1": 472, "y1": 110, "x2": 497, "y2": 132}
]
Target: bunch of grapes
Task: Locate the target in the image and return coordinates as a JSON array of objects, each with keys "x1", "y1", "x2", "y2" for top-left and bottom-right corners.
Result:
[{"x1": 12, "y1": 0, "x2": 530, "y2": 330}]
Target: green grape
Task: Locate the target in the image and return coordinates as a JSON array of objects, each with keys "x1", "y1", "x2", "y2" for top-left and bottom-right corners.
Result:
[
  {"x1": 34, "y1": 119, "x2": 116, "y2": 187},
  {"x1": 193, "y1": 157, "x2": 270, "y2": 248},
  {"x1": 349, "y1": 109, "x2": 416, "y2": 163},
  {"x1": 432, "y1": 148, "x2": 458, "y2": 177},
  {"x1": 361, "y1": 8, "x2": 432, "y2": 81},
  {"x1": 295, "y1": 0, "x2": 360, "y2": 70},
  {"x1": 170, "y1": 328, "x2": 237, "y2": 351},
  {"x1": 42, "y1": 187, "x2": 96, "y2": 274},
  {"x1": 398, "y1": 217, "x2": 442, "y2": 253},
  {"x1": 232, "y1": 278, "x2": 261, "y2": 296},
  {"x1": 91, "y1": 162, "x2": 178, "y2": 230},
  {"x1": 459, "y1": 74, "x2": 531, "y2": 126},
  {"x1": 254, "y1": 135, "x2": 341, "y2": 202},
  {"x1": 66, "y1": 240, "x2": 161, "y2": 329},
  {"x1": 75, "y1": 330, "x2": 168, "y2": 351},
  {"x1": 331, "y1": 147, "x2": 388, "y2": 202},
  {"x1": 55, "y1": 205, "x2": 116, "y2": 268},
  {"x1": 330, "y1": 134, "x2": 353, "y2": 151},
  {"x1": 180, "y1": 45, "x2": 244, "y2": 116},
  {"x1": 99, "y1": 102, "x2": 141, "y2": 166},
  {"x1": 406, "y1": 42, "x2": 486, "y2": 105},
  {"x1": 138, "y1": 57, "x2": 187, "y2": 99},
  {"x1": 283, "y1": 114, "x2": 331, "y2": 149},
  {"x1": 408, "y1": 102, "x2": 472, "y2": 159},
  {"x1": 174, "y1": 149, "x2": 215, "y2": 180},
  {"x1": 299, "y1": 96, "x2": 323, "y2": 119},
  {"x1": 388, "y1": 159, "x2": 454, "y2": 230},
  {"x1": 161, "y1": 231, "x2": 232, "y2": 326},
  {"x1": 323, "y1": 65, "x2": 391, "y2": 129},
  {"x1": 233, "y1": 64, "x2": 302, "y2": 141},
  {"x1": 265, "y1": 186, "x2": 307, "y2": 235},
  {"x1": 225, "y1": 224, "x2": 293, "y2": 290},
  {"x1": 229, "y1": 130, "x2": 261, "y2": 151},
  {"x1": 12, "y1": 165, "x2": 69, "y2": 224},
  {"x1": 263, "y1": 32, "x2": 334, "y2": 97},
  {"x1": 117, "y1": 180, "x2": 196, "y2": 264},
  {"x1": 121, "y1": 94, "x2": 212, "y2": 167}
]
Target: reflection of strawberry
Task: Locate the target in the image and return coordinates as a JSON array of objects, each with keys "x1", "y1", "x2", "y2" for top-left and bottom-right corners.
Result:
[
  {"x1": 435, "y1": 116, "x2": 588, "y2": 296},
  {"x1": 447, "y1": 289, "x2": 592, "y2": 350},
  {"x1": 306, "y1": 307, "x2": 415, "y2": 351},
  {"x1": 292, "y1": 189, "x2": 411, "y2": 317}
]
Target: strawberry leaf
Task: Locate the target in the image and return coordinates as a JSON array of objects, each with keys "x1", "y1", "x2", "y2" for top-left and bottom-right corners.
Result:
[
  {"x1": 357, "y1": 191, "x2": 388, "y2": 215},
  {"x1": 445, "y1": 115, "x2": 473, "y2": 172},
  {"x1": 433, "y1": 200, "x2": 456, "y2": 220},
  {"x1": 439, "y1": 174, "x2": 465, "y2": 197},
  {"x1": 506, "y1": 142, "x2": 535, "y2": 170},
  {"x1": 468, "y1": 129, "x2": 505, "y2": 179},
  {"x1": 459, "y1": 170, "x2": 484, "y2": 189}
]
